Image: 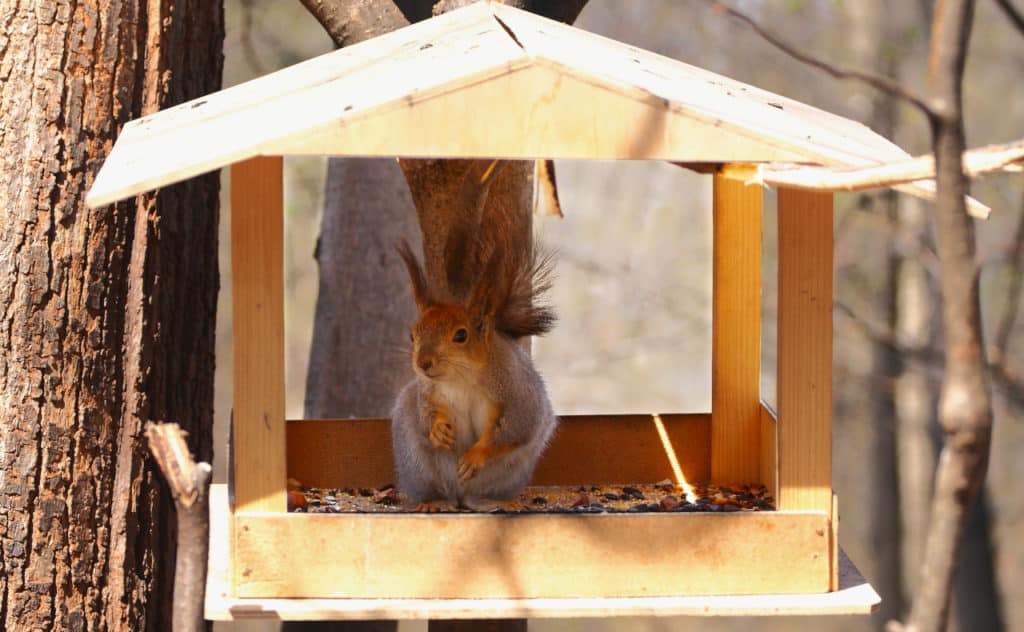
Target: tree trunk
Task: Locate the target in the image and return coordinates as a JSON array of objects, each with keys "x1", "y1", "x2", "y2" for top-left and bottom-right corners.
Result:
[
  {"x1": 903, "y1": 2, "x2": 995, "y2": 631},
  {"x1": 0, "y1": 2, "x2": 223, "y2": 630},
  {"x1": 304, "y1": 158, "x2": 421, "y2": 419}
]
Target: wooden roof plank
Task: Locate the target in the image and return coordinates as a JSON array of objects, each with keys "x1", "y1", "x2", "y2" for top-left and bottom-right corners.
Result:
[
  {"x1": 87, "y1": 3, "x2": 521, "y2": 206},
  {"x1": 490, "y1": 4, "x2": 908, "y2": 166},
  {"x1": 85, "y1": 1, "x2": 989, "y2": 218}
]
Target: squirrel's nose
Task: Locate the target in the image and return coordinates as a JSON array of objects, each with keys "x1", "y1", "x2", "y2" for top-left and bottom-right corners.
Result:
[{"x1": 417, "y1": 357, "x2": 434, "y2": 372}]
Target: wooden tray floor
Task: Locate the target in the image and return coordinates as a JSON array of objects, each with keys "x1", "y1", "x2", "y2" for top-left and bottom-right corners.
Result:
[{"x1": 206, "y1": 485, "x2": 880, "y2": 620}]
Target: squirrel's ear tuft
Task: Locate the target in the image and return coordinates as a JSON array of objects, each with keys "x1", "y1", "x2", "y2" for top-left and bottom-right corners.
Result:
[{"x1": 397, "y1": 239, "x2": 432, "y2": 312}]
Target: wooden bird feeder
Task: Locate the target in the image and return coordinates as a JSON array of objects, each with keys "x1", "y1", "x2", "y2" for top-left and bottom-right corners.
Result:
[{"x1": 87, "y1": 2, "x2": 974, "y2": 621}]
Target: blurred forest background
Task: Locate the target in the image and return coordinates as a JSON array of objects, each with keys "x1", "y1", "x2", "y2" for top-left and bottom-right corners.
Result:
[{"x1": 213, "y1": 1, "x2": 1023, "y2": 631}]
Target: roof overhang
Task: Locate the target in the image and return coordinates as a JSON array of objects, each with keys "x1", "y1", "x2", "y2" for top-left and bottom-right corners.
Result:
[{"x1": 86, "y1": 2, "x2": 986, "y2": 217}]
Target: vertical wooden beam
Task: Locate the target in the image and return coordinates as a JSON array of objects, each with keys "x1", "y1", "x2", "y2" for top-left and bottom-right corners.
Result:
[
  {"x1": 777, "y1": 187, "x2": 833, "y2": 513},
  {"x1": 711, "y1": 172, "x2": 762, "y2": 484},
  {"x1": 231, "y1": 156, "x2": 286, "y2": 513}
]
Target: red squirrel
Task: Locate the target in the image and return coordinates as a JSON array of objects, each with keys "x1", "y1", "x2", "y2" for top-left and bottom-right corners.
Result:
[{"x1": 390, "y1": 162, "x2": 558, "y2": 511}]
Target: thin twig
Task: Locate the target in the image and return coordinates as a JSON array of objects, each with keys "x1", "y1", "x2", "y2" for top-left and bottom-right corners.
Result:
[
  {"x1": 835, "y1": 300, "x2": 1024, "y2": 409},
  {"x1": 993, "y1": 0, "x2": 1024, "y2": 37},
  {"x1": 707, "y1": 1, "x2": 936, "y2": 117}
]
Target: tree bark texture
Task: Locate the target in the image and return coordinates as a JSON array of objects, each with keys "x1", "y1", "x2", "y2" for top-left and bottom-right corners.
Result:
[
  {"x1": 304, "y1": 158, "x2": 422, "y2": 419},
  {"x1": 0, "y1": 2, "x2": 223, "y2": 630},
  {"x1": 903, "y1": 1, "x2": 995, "y2": 631}
]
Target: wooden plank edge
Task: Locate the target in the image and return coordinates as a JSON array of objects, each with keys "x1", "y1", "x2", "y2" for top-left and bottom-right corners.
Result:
[
  {"x1": 208, "y1": 561, "x2": 879, "y2": 620},
  {"x1": 831, "y1": 492, "x2": 840, "y2": 592},
  {"x1": 759, "y1": 402, "x2": 779, "y2": 504},
  {"x1": 206, "y1": 484, "x2": 878, "y2": 620}
]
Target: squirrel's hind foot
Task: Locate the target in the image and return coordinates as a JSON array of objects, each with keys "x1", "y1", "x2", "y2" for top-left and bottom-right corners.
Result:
[
  {"x1": 412, "y1": 499, "x2": 459, "y2": 513},
  {"x1": 458, "y1": 497, "x2": 507, "y2": 512}
]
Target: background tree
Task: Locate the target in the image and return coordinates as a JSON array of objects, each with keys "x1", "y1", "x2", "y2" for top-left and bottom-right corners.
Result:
[{"x1": 0, "y1": 1, "x2": 223, "y2": 630}]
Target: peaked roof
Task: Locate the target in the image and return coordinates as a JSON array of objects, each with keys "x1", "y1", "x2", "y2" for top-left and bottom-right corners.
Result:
[{"x1": 86, "y1": 2, "x2": 983, "y2": 215}]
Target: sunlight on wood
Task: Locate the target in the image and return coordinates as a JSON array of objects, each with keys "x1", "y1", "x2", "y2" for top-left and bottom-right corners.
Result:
[{"x1": 651, "y1": 413, "x2": 697, "y2": 503}]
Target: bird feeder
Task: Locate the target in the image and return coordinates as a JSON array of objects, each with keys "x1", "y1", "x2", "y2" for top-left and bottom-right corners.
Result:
[{"x1": 87, "y1": 2, "x2": 969, "y2": 621}]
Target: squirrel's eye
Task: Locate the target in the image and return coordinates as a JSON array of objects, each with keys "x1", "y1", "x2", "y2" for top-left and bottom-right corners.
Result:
[
  {"x1": 409, "y1": 331, "x2": 414, "y2": 343},
  {"x1": 452, "y1": 328, "x2": 468, "y2": 343}
]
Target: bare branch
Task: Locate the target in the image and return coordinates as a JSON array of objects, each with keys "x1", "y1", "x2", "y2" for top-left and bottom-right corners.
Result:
[
  {"x1": 145, "y1": 423, "x2": 213, "y2": 632},
  {"x1": 298, "y1": 0, "x2": 415, "y2": 47},
  {"x1": 706, "y1": 1, "x2": 935, "y2": 117},
  {"x1": 836, "y1": 299, "x2": 1024, "y2": 409},
  {"x1": 898, "y1": 1, "x2": 992, "y2": 631},
  {"x1": 727, "y1": 138, "x2": 1024, "y2": 193},
  {"x1": 993, "y1": 0, "x2": 1024, "y2": 37}
]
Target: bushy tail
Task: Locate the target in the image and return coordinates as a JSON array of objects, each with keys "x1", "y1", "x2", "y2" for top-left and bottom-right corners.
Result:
[
  {"x1": 495, "y1": 246, "x2": 556, "y2": 338},
  {"x1": 469, "y1": 239, "x2": 557, "y2": 340}
]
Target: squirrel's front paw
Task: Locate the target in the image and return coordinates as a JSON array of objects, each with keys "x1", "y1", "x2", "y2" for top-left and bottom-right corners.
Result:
[
  {"x1": 429, "y1": 413, "x2": 455, "y2": 451},
  {"x1": 458, "y1": 445, "x2": 489, "y2": 481}
]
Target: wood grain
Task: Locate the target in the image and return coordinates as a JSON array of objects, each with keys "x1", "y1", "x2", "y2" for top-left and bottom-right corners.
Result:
[
  {"x1": 232, "y1": 509, "x2": 830, "y2": 599},
  {"x1": 286, "y1": 414, "x2": 711, "y2": 489},
  {"x1": 776, "y1": 187, "x2": 833, "y2": 512},
  {"x1": 231, "y1": 157, "x2": 286, "y2": 513},
  {"x1": 206, "y1": 487, "x2": 878, "y2": 619},
  {"x1": 711, "y1": 172, "x2": 763, "y2": 484}
]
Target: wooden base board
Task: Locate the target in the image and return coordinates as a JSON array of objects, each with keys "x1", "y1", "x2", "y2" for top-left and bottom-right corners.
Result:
[
  {"x1": 206, "y1": 487, "x2": 879, "y2": 619},
  {"x1": 287, "y1": 414, "x2": 711, "y2": 489},
  {"x1": 233, "y1": 510, "x2": 830, "y2": 599}
]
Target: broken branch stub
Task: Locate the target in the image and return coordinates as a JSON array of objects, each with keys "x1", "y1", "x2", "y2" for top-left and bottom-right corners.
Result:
[{"x1": 145, "y1": 422, "x2": 212, "y2": 632}]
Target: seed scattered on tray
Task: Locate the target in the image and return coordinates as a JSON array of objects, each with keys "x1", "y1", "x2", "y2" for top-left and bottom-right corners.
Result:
[{"x1": 288, "y1": 482, "x2": 775, "y2": 514}]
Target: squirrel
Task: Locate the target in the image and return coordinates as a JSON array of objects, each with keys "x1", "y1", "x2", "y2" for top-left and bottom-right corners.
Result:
[{"x1": 390, "y1": 162, "x2": 558, "y2": 511}]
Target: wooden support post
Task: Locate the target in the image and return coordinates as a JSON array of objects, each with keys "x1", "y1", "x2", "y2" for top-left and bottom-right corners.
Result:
[
  {"x1": 711, "y1": 171, "x2": 762, "y2": 485},
  {"x1": 231, "y1": 156, "x2": 286, "y2": 513},
  {"x1": 777, "y1": 187, "x2": 833, "y2": 513}
]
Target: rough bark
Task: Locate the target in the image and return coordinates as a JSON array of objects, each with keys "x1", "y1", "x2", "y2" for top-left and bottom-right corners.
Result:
[
  {"x1": 0, "y1": 1, "x2": 223, "y2": 630},
  {"x1": 900, "y1": 1, "x2": 995, "y2": 631}
]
